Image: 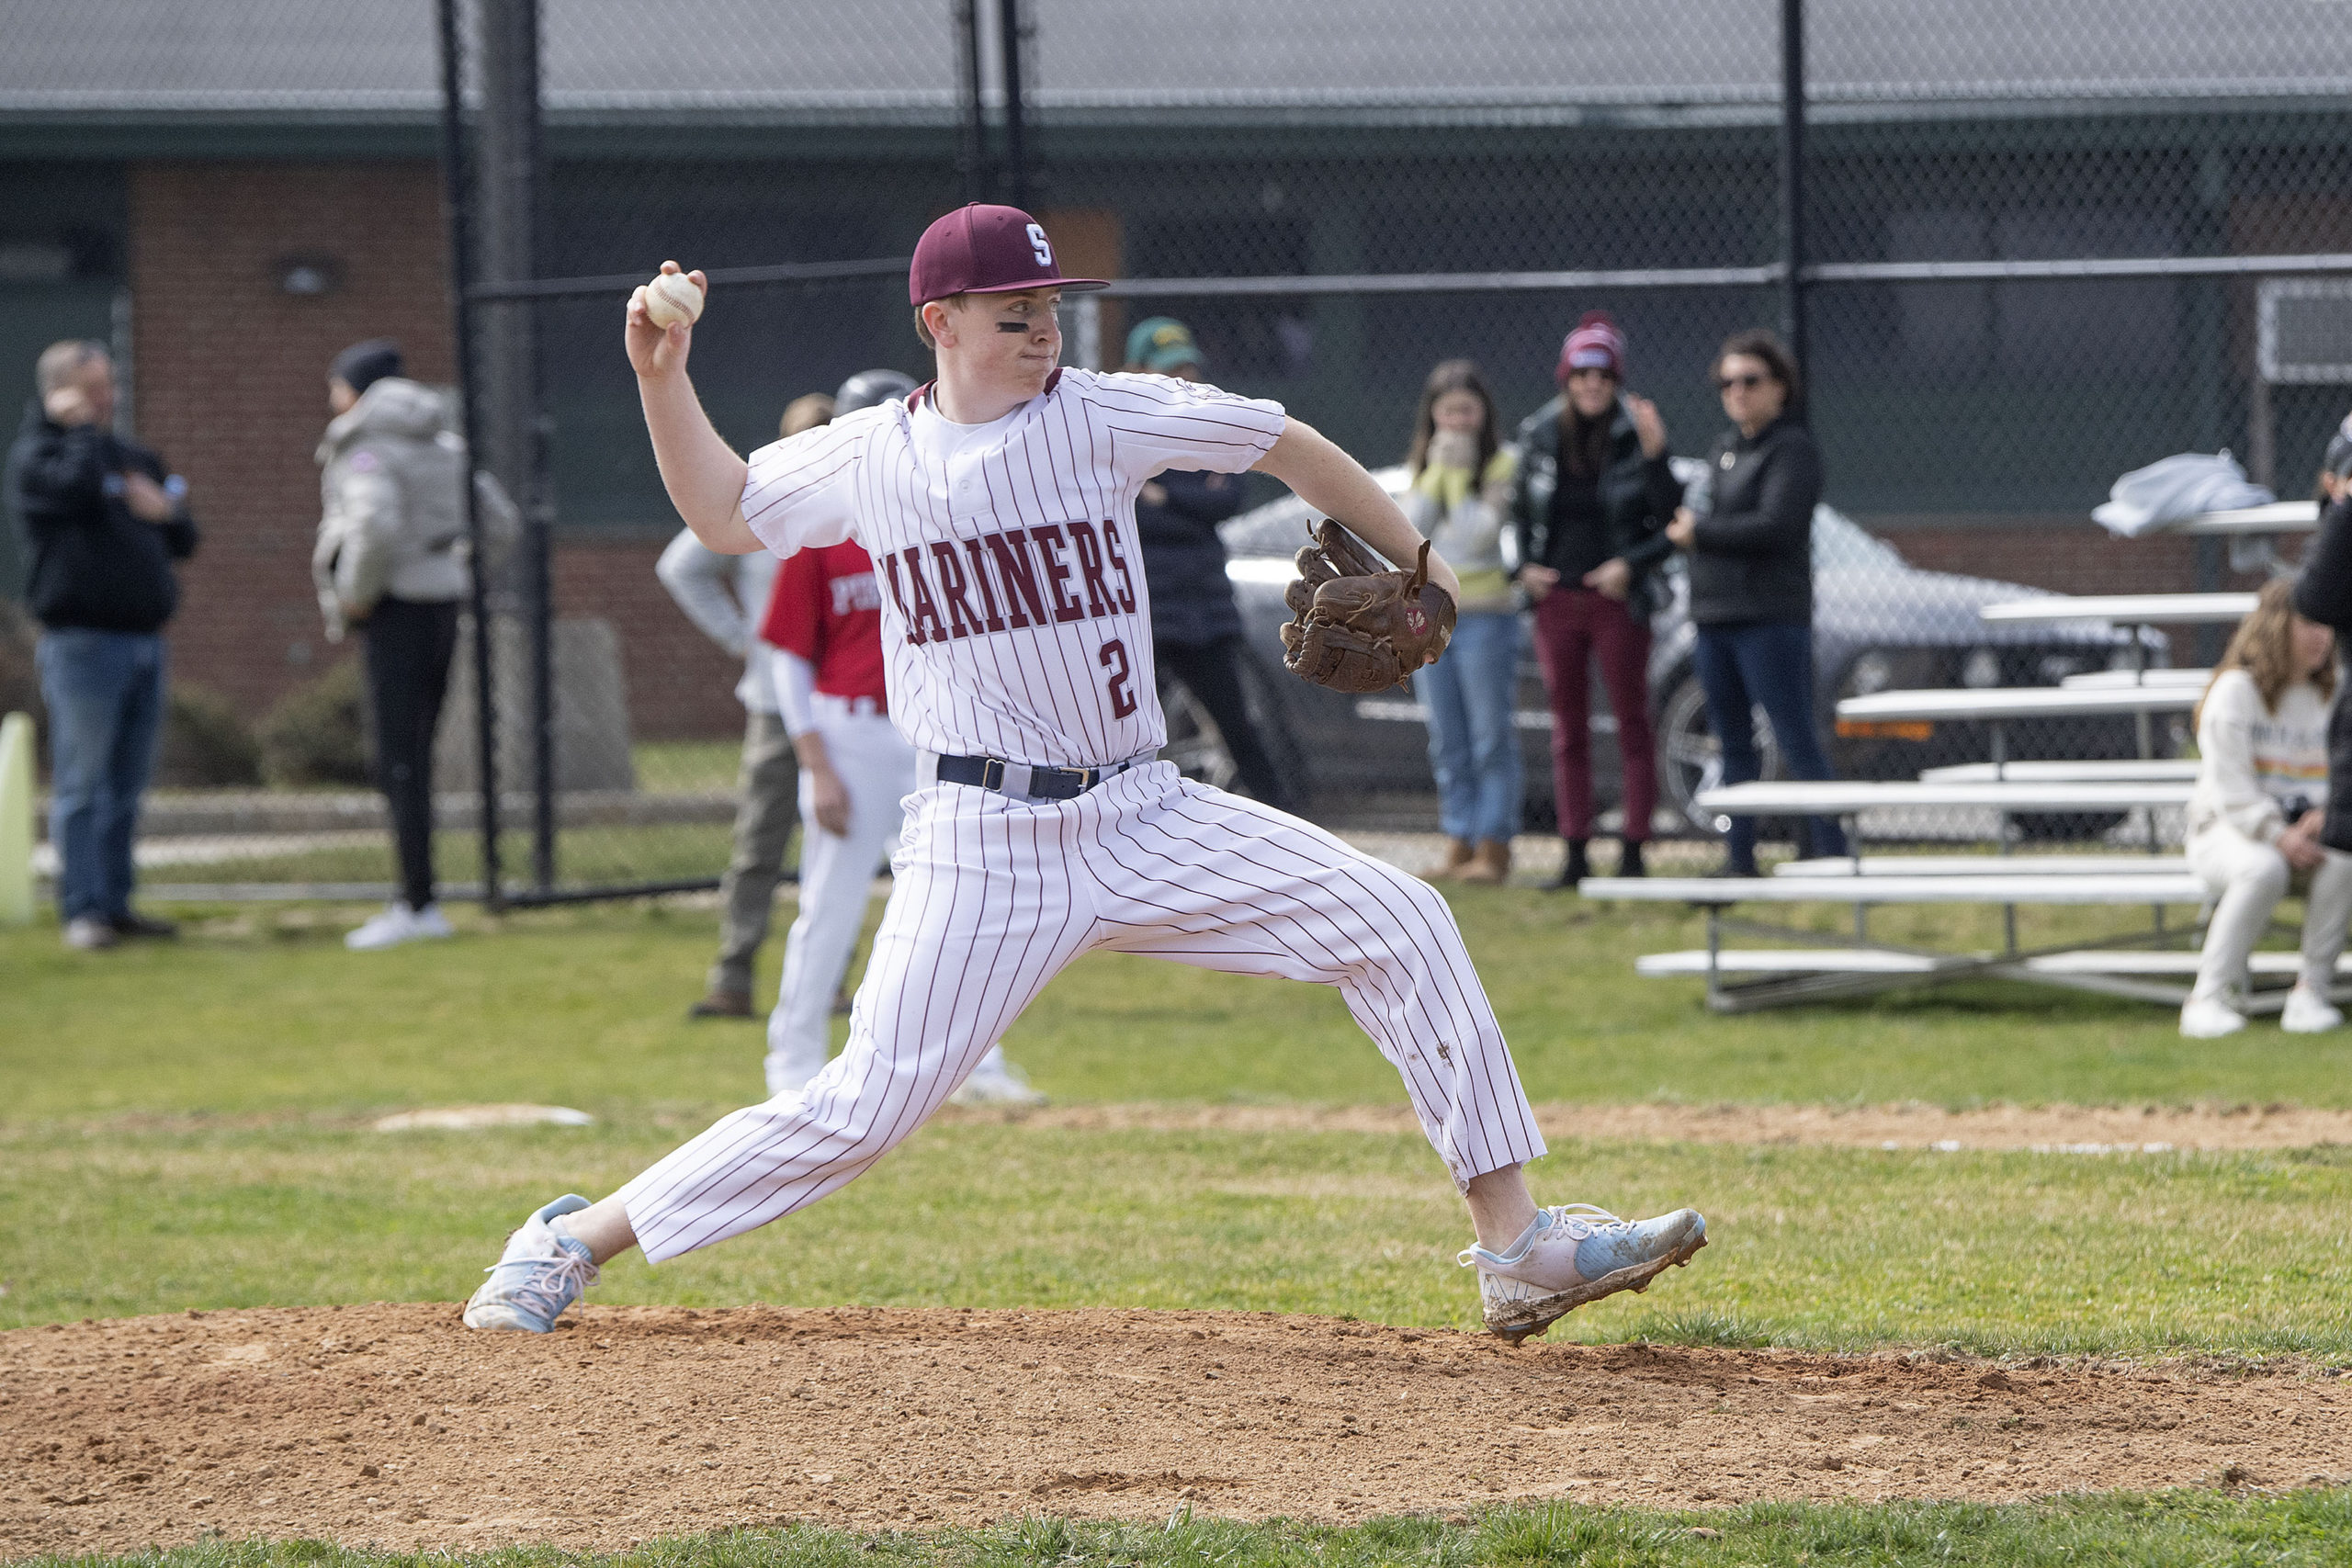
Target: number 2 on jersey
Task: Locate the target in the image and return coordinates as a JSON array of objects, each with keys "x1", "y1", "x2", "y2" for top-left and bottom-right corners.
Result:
[{"x1": 1098, "y1": 638, "x2": 1137, "y2": 719}]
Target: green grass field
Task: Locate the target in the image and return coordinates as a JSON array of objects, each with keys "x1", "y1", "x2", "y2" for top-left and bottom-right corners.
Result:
[
  {"x1": 9, "y1": 886, "x2": 2352, "y2": 1563},
  {"x1": 17, "y1": 1493, "x2": 2352, "y2": 1568}
]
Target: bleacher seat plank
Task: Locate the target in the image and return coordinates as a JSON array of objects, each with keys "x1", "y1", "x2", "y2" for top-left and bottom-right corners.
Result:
[
  {"x1": 1980, "y1": 594, "x2": 2256, "y2": 625},
  {"x1": 1838, "y1": 686, "x2": 2198, "y2": 722},
  {"x1": 1694, "y1": 779, "x2": 2190, "y2": 815},
  {"x1": 1916, "y1": 761, "x2": 2198, "y2": 783},
  {"x1": 1773, "y1": 854, "x2": 2188, "y2": 877},
  {"x1": 1635, "y1": 949, "x2": 2340, "y2": 979},
  {"x1": 1578, "y1": 874, "x2": 2207, "y2": 905}
]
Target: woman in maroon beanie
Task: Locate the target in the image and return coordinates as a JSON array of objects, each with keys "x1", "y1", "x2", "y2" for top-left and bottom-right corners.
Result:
[{"x1": 1508, "y1": 311, "x2": 1679, "y2": 886}]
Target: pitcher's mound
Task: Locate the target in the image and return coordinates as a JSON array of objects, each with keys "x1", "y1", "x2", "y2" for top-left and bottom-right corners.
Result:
[{"x1": 6, "y1": 1304, "x2": 2346, "y2": 1554}]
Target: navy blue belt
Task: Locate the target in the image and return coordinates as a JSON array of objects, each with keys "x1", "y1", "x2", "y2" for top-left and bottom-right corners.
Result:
[{"x1": 921, "y1": 750, "x2": 1150, "y2": 802}]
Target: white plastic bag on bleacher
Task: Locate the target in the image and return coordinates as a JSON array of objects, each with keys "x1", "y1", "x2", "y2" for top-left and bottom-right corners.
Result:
[{"x1": 2091, "y1": 451, "x2": 2272, "y2": 537}]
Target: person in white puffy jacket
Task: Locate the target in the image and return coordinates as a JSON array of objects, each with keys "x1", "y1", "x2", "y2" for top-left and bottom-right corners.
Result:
[
  {"x1": 2182, "y1": 578, "x2": 2352, "y2": 1038},
  {"x1": 313, "y1": 340, "x2": 516, "y2": 952}
]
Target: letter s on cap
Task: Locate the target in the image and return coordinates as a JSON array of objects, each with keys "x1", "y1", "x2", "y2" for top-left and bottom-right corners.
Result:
[{"x1": 1027, "y1": 223, "x2": 1053, "y2": 268}]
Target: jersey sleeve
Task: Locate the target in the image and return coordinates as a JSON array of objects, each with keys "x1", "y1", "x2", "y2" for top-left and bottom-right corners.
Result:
[
  {"x1": 1089, "y1": 371, "x2": 1288, "y2": 483},
  {"x1": 757, "y1": 541, "x2": 829, "y2": 664},
  {"x1": 740, "y1": 419, "x2": 861, "y2": 558}
]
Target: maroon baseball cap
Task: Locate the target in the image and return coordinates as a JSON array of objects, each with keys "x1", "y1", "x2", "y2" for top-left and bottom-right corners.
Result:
[{"x1": 909, "y1": 204, "x2": 1108, "y2": 306}]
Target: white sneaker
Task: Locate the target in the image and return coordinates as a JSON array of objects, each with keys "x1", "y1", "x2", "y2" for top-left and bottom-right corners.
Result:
[
  {"x1": 1460, "y1": 1204, "x2": 1709, "y2": 1343},
  {"x1": 62, "y1": 915, "x2": 119, "y2": 952},
  {"x1": 2281, "y1": 985, "x2": 2345, "y2": 1034},
  {"x1": 345, "y1": 901, "x2": 453, "y2": 951},
  {"x1": 947, "y1": 1057, "x2": 1047, "y2": 1108},
  {"x1": 2179, "y1": 994, "x2": 2247, "y2": 1039},
  {"x1": 462, "y1": 1195, "x2": 599, "y2": 1332}
]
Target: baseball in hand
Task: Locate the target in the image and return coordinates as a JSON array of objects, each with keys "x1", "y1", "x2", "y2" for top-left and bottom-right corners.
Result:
[{"x1": 643, "y1": 269, "x2": 705, "y2": 330}]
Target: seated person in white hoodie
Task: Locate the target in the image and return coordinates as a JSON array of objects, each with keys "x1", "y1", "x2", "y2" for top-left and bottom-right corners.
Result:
[{"x1": 2182, "y1": 578, "x2": 2352, "y2": 1038}]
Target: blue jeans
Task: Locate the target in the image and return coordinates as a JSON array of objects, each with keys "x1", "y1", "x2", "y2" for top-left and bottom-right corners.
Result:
[
  {"x1": 1421, "y1": 611, "x2": 1523, "y2": 844},
  {"x1": 37, "y1": 628, "x2": 165, "y2": 921},
  {"x1": 1691, "y1": 620, "x2": 1847, "y2": 869}
]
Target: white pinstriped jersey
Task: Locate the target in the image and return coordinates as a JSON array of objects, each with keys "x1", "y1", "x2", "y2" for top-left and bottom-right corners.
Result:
[{"x1": 740, "y1": 368, "x2": 1286, "y2": 767}]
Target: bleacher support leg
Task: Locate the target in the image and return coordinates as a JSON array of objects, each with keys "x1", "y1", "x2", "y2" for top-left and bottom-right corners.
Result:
[{"x1": 1705, "y1": 906, "x2": 1724, "y2": 1011}]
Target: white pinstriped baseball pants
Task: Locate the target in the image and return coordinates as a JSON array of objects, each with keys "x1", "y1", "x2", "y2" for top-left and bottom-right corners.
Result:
[{"x1": 617, "y1": 760, "x2": 1547, "y2": 1263}]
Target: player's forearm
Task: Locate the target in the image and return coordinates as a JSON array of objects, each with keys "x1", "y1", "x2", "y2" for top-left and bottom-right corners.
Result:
[
  {"x1": 793, "y1": 730, "x2": 837, "y2": 780},
  {"x1": 639, "y1": 370, "x2": 758, "y2": 553},
  {"x1": 1256, "y1": 419, "x2": 1462, "y2": 598}
]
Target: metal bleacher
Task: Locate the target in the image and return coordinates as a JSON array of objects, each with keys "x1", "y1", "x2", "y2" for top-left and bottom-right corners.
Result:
[{"x1": 1577, "y1": 509, "x2": 2324, "y2": 1011}]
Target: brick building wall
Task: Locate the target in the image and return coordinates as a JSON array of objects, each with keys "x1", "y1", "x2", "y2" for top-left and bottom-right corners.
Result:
[
  {"x1": 130, "y1": 161, "x2": 458, "y2": 716},
  {"x1": 552, "y1": 536, "x2": 745, "y2": 740},
  {"x1": 126, "y1": 159, "x2": 738, "y2": 741}
]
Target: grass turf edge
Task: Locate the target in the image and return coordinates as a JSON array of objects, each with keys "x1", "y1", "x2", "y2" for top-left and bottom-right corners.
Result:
[{"x1": 17, "y1": 1490, "x2": 2352, "y2": 1568}]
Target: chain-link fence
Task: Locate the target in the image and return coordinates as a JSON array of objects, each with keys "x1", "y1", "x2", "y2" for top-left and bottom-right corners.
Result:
[{"x1": 416, "y1": 0, "x2": 2352, "y2": 900}]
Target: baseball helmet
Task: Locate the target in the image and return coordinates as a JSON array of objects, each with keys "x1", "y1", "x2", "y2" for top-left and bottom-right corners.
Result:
[
  {"x1": 2325, "y1": 412, "x2": 2352, "y2": 483},
  {"x1": 834, "y1": 368, "x2": 919, "y2": 414}
]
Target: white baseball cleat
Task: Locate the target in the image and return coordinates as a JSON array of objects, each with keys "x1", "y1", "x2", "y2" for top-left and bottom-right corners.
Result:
[
  {"x1": 462, "y1": 1194, "x2": 599, "y2": 1332},
  {"x1": 345, "y1": 901, "x2": 455, "y2": 951},
  {"x1": 2179, "y1": 995, "x2": 2247, "y2": 1039},
  {"x1": 947, "y1": 1056, "x2": 1047, "y2": 1108},
  {"x1": 2281, "y1": 985, "x2": 2345, "y2": 1034},
  {"x1": 1460, "y1": 1204, "x2": 1708, "y2": 1344}
]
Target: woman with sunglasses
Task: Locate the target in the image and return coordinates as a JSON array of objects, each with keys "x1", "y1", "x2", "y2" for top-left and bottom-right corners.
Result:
[
  {"x1": 1663, "y1": 329, "x2": 1849, "y2": 874},
  {"x1": 1508, "y1": 311, "x2": 1679, "y2": 886}
]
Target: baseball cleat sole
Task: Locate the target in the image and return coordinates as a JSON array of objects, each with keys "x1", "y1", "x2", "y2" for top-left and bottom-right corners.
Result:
[{"x1": 1483, "y1": 1228, "x2": 1709, "y2": 1345}]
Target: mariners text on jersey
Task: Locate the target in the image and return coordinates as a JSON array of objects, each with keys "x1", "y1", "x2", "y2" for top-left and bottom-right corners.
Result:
[{"x1": 739, "y1": 367, "x2": 1287, "y2": 769}]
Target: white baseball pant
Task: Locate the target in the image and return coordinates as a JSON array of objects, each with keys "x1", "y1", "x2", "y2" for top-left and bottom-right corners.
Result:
[
  {"x1": 2187, "y1": 818, "x2": 2352, "y2": 1000},
  {"x1": 763, "y1": 695, "x2": 917, "y2": 1098},
  {"x1": 616, "y1": 761, "x2": 1547, "y2": 1263}
]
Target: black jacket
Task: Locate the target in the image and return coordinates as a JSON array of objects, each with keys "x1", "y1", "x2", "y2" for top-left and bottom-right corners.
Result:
[
  {"x1": 1688, "y1": 414, "x2": 1822, "y2": 627},
  {"x1": 1135, "y1": 467, "x2": 1245, "y2": 647},
  {"x1": 2290, "y1": 493, "x2": 2352, "y2": 850},
  {"x1": 6, "y1": 402, "x2": 198, "y2": 634},
  {"x1": 1507, "y1": 395, "x2": 1680, "y2": 617}
]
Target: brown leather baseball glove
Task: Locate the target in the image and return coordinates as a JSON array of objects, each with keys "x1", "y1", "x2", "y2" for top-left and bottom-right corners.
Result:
[{"x1": 1278, "y1": 519, "x2": 1457, "y2": 694}]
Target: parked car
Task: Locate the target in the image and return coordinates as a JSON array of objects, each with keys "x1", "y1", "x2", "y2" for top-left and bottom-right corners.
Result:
[{"x1": 1157, "y1": 464, "x2": 2168, "y2": 838}]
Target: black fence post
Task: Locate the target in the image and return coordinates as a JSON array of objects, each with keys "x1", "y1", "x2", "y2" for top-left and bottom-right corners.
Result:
[
  {"x1": 480, "y1": 0, "x2": 556, "y2": 895},
  {"x1": 1778, "y1": 0, "x2": 1808, "y2": 378},
  {"x1": 435, "y1": 0, "x2": 502, "y2": 913},
  {"x1": 997, "y1": 0, "x2": 1030, "y2": 213},
  {"x1": 955, "y1": 0, "x2": 990, "y2": 204}
]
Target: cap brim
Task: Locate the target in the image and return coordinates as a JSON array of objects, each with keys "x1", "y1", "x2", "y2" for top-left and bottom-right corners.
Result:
[{"x1": 958, "y1": 277, "x2": 1111, "y2": 296}]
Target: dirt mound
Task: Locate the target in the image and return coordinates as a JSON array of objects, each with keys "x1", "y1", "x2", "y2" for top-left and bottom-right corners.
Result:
[
  {"x1": 937, "y1": 1100, "x2": 2352, "y2": 1151},
  {"x1": 6, "y1": 1305, "x2": 2348, "y2": 1554}
]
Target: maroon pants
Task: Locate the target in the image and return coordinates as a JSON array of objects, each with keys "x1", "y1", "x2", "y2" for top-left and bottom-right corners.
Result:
[{"x1": 1532, "y1": 588, "x2": 1657, "y2": 842}]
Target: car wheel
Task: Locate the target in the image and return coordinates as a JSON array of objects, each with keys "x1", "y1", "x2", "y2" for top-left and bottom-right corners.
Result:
[
  {"x1": 1159, "y1": 656, "x2": 1308, "y2": 806},
  {"x1": 1655, "y1": 669, "x2": 1782, "y2": 839},
  {"x1": 1160, "y1": 678, "x2": 1238, "y2": 790}
]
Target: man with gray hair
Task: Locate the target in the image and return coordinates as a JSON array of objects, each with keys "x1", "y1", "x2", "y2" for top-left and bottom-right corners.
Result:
[{"x1": 5, "y1": 340, "x2": 198, "y2": 950}]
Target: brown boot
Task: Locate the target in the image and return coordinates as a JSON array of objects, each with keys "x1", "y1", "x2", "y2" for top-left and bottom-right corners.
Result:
[
  {"x1": 1457, "y1": 839, "x2": 1513, "y2": 886},
  {"x1": 1425, "y1": 837, "x2": 1476, "y2": 881},
  {"x1": 688, "y1": 988, "x2": 754, "y2": 1020}
]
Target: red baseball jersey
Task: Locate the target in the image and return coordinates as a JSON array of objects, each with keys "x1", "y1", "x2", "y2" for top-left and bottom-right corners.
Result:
[{"x1": 759, "y1": 538, "x2": 888, "y2": 705}]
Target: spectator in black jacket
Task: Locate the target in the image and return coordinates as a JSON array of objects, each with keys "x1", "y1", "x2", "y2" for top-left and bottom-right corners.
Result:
[
  {"x1": 6, "y1": 340, "x2": 198, "y2": 949},
  {"x1": 1123, "y1": 317, "x2": 1295, "y2": 809},
  {"x1": 1664, "y1": 329, "x2": 1846, "y2": 875},
  {"x1": 1508, "y1": 311, "x2": 1680, "y2": 886},
  {"x1": 2289, "y1": 413, "x2": 2352, "y2": 852}
]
